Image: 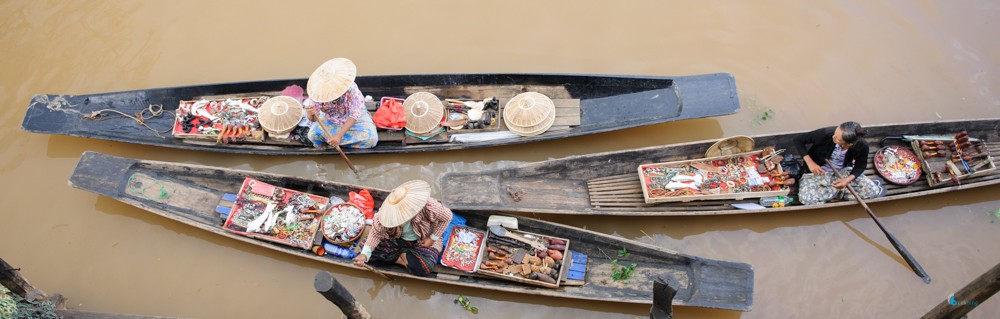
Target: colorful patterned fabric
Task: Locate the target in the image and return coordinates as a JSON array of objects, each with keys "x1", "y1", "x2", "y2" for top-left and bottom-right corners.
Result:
[
  {"x1": 798, "y1": 168, "x2": 884, "y2": 205},
  {"x1": 307, "y1": 114, "x2": 378, "y2": 148},
  {"x1": 363, "y1": 198, "x2": 452, "y2": 252},
  {"x1": 304, "y1": 82, "x2": 378, "y2": 148},
  {"x1": 368, "y1": 238, "x2": 440, "y2": 277},
  {"x1": 304, "y1": 82, "x2": 367, "y2": 123}
]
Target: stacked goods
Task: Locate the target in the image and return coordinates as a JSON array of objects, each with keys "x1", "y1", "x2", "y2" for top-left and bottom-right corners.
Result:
[
  {"x1": 503, "y1": 92, "x2": 555, "y2": 137},
  {"x1": 257, "y1": 96, "x2": 304, "y2": 136},
  {"x1": 477, "y1": 226, "x2": 570, "y2": 289},
  {"x1": 638, "y1": 147, "x2": 792, "y2": 203},
  {"x1": 321, "y1": 203, "x2": 366, "y2": 246},
  {"x1": 403, "y1": 92, "x2": 445, "y2": 135},
  {"x1": 172, "y1": 97, "x2": 266, "y2": 143},
  {"x1": 911, "y1": 130, "x2": 995, "y2": 186},
  {"x1": 223, "y1": 178, "x2": 329, "y2": 249}
]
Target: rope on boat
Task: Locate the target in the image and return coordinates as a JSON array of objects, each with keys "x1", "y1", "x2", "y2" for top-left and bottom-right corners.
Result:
[{"x1": 84, "y1": 104, "x2": 173, "y2": 138}]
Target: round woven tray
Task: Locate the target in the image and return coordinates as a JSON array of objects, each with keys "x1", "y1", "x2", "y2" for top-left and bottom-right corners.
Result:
[
  {"x1": 874, "y1": 145, "x2": 922, "y2": 185},
  {"x1": 321, "y1": 203, "x2": 366, "y2": 245}
]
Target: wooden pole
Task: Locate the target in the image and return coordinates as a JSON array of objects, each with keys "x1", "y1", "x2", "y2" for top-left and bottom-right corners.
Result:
[
  {"x1": 314, "y1": 271, "x2": 372, "y2": 319},
  {"x1": 0, "y1": 257, "x2": 47, "y2": 301},
  {"x1": 650, "y1": 276, "x2": 676, "y2": 319},
  {"x1": 360, "y1": 264, "x2": 393, "y2": 282},
  {"x1": 921, "y1": 261, "x2": 1000, "y2": 319},
  {"x1": 827, "y1": 160, "x2": 932, "y2": 283},
  {"x1": 315, "y1": 114, "x2": 360, "y2": 176},
  {"x1": 334, "y1": 145, "x2": 359, "y2": 175}
]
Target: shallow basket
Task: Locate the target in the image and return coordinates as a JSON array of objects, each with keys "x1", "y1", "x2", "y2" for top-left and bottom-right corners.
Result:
[{"x1": 321, "y1": 203, "x2": 366, "y2": 245}]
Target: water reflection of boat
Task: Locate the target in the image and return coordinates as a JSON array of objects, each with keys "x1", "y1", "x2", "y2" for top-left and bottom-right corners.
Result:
[
  {"x1": 439, "y1": 118, "x2": 1000, "y2": 216},
  {"x1": 23, "y1": 73, "x2": 740, "y2": 155},
  {"x1": 68, "y1": 151, "x2": 754, "y2": 311}
]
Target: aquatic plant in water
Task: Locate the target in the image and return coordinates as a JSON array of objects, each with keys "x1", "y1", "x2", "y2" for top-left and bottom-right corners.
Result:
[{"x1": 0, "y1": 286, "x2": 59, "y2": 319}]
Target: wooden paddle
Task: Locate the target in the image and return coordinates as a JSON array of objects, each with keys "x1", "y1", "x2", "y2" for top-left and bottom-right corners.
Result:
[
  {"x1": 827, "y1": 160, "x2": 931, "y2": 283},
  {"x1": 360, "y1": 263, "x2": 394, "y2": 282},
  {"x1": 314, "y1": 111, "x2": 360, "y2": 176}
]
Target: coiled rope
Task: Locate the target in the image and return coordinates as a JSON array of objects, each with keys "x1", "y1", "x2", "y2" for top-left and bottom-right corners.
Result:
[{"x1": 84, "y1": 104, "x2": 173, "y2": 138}]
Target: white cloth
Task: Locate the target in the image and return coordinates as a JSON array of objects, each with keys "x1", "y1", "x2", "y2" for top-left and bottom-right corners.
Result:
[{"x1": 448, "y1": 131, "x2": 520, "y2": 143}]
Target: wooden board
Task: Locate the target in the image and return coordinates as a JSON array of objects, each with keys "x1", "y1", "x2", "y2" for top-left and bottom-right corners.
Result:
[
  {"x1": 909, "y1": 137, "x2": 995, "y2": 187},
  {"x1": 637, "y1": 150, "x2": 789, "y2": 203}
]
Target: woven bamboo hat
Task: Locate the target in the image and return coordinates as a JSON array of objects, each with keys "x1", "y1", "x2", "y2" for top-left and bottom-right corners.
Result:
[
  {"x1": 258, "y1": 96, "x2": 304, "y2": 135},
  {"x1": 507, "y1": 111, "x2": 556, "y2": 137},
  {"x1": 503, "y1": 92, "x2": 554, "y2": 128},
  {"x1": 504, "y1": 92, "x2": 555, "y2": 136},
  {"x1": 307, "y1": 58, "x2": 357, "y2": 103},
  {"x1": 378, "y1": 180, "x2": 432, "y2": 228},
  {"x1": 705, "y1": 135, "x2": 755, "y2": 157},
  {"x1": 403, "y1": 92, "x2": 444, "y2": 134}
]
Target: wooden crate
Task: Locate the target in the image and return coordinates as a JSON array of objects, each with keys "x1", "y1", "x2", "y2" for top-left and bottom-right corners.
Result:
[
  {"x1": 172, "y1": 97, "x2": 267, "y2": 143},
  {"x1": 638, "y1": 150, "x2": 790, "y2": 203},
  {"x1": 909, "y1": 137, "x2": 995, "y2": 187},
  {"x1": 475, "y1": 228, "x2": 569, "y2": 289},
  {"x1": 222, "y1": 178, "x2": 328, "y2": 249}
]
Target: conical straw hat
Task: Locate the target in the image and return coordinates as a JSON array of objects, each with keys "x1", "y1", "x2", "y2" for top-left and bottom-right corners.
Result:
[
  {"x1": 258, "y1": 96, "x2": 304, "y2": 135},
  {"x1": 507, "y1": 110, "x2": 556, "y2": 137},
  {"x1": 307, "y1": 58, "x2": 357, "y2": 103},
  {"x1": 378, "y1": 180, "x2": 432, "y2": 228},
  {"x1": 705, "y1": 135, "x2": 755, "y2": 157},
  {"x1": 503, "y1": 92, "x2": 554, "y2": 128},
  {"x1": 403, "y1": 92, "x2": 444, "y2": 134}
]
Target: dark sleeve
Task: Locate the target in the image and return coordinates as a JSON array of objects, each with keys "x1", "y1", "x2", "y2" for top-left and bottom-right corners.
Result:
[
  {"x1": 849, "y1": 142, "x2": 869, "y2": 178},
  {"x1": 792, "y1": 127, "x2": 832, "y2": 157}
]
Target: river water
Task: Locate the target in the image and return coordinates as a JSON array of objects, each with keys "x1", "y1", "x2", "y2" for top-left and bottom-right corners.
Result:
[{"x1": 2, "y1": 1, "x2": 999, "y2": 318}]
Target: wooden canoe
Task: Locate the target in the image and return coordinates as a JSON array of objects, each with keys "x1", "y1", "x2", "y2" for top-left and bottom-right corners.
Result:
[
  {"x1": 24, "y1": 73, "x2": 739, "y2": 155},
  {"x1": 439, "y1": 118, "x2": 1000, "y2": 216},
  {"x1": 68, "y1": 151, "x2": 754, "y2": 311}
]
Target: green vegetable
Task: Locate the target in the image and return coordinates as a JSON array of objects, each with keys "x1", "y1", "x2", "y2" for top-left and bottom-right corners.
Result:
[{"x1": 454, "y1": 295, "x2": 479, "y2": 314}]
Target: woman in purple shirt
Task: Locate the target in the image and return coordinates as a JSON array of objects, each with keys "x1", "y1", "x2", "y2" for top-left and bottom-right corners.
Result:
[{"x1": 304, "y1": 58, "x2": 378, "y2": 149}]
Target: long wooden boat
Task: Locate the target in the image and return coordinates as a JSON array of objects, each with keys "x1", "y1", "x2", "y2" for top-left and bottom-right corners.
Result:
[
  {"x1": 439, "y1": 118, "x2": 1000, "y2": 216},
  {"x1": 68, "y1": 151, "x2": 754, "y2": 311},
  {"x1": 24, "y1": 73, "x2": 739, "y2": 155}
]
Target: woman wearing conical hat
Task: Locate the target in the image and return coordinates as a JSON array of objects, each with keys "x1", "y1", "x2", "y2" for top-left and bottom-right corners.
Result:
[
  {"x1": 304, "y1": 58, "x2": 378, "y2": 149},
  {"x1": 354, "y1": 180, "x2": 453, "y2": 277}
]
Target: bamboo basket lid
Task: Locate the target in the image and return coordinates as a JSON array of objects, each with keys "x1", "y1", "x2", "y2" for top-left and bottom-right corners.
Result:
[
  {"x1": 307, "y1": 58, "x2": 357, "y2": 103},
  {"x1": 507, "y1": 109, "x2": 556, "y2": 137},
  {"x1": 378, "y1": 180, "x2": 431, "y2": 228},
  {"x1": 258, "y1": 96, "x2": 304, "y2": 135},
  {"x1": 503, "y1": 92, "x2": 554, "y2": 128},
  {"x1": 403, "y1": 92, "x2": 444, "y2": 134},
  {"x1": 705, "y1": 135, "x2": 755, "y2": 157}
]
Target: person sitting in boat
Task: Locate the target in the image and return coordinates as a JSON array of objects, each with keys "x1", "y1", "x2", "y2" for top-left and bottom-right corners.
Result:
[
  {"x1": 793, "y1": 121, "x2": 886, "y2": 205},
  {"x1": 353, "y1": 180, "x2": 453, "y2": 277},
  {"x1": 304, "y1": 58, "x2": 378, "y2": 149}
]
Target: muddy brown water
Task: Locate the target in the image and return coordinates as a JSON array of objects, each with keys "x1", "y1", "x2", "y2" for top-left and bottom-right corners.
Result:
[{"x1": 2, "y1": 1, "x2": 999, "y2": 318}]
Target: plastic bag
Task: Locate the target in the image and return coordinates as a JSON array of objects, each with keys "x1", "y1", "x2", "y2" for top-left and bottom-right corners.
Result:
[
  {"x1": 373, "y1": 97, "x2": 406, "y2": 130},
  {"x1": 349, "y1": 189, "x2": 375, "y2": 220}
]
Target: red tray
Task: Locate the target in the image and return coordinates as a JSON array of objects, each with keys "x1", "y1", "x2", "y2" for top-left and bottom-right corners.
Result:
[
  {"x1": 440, "y1": 225, "x2": 486, "y2": 272},
  {"x1": 874, "y1": 146, "x2": 922, "y2": 185}
]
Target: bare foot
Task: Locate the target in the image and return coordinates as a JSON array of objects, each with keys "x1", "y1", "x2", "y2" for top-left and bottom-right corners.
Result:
[{"x1": 395, "y1": 253, "x2": 409, "y2": 267}]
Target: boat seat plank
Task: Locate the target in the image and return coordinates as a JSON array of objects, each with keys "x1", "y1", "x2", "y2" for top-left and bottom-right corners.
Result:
[{"x1": 503, "y1": 178, "x2": 591, "y2": 211}]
